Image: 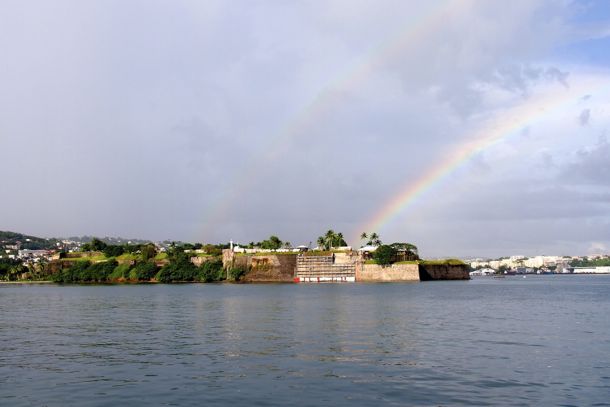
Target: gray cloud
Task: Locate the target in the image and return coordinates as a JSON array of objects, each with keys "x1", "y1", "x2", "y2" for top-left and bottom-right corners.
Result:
[
  {"x1": 0, "y1": 0, "x2": 608, "y2": 256},
  {"x1": 579, "y1": 108, "x2": 591, "y2": 126},
  {"x1": 562, "y1": 137, "x2": 610, "y2": 185}
]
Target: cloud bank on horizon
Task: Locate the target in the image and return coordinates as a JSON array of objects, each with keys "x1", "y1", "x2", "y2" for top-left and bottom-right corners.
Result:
[{"x1": 1, "y1": 0, "x2": 610, "y2": 257}]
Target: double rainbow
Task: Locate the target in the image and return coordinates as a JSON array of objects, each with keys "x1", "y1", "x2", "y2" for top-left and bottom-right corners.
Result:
[
  {"x1": 199, "y1": 0, "x2": 464, "y2": 235},
  {"x1": 356, "y1": 77, "x2": 606, "y2": 242}
]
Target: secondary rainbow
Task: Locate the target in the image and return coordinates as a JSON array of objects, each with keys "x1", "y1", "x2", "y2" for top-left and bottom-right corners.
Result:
[
  {"x1": 199, "y1": 0, "x2": 465, "y2": 235},
  {"x1": 357, "y1": 78, "x2": 607, "y2": 241}
]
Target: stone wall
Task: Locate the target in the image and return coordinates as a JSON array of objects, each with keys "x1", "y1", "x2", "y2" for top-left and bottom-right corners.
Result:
[
  {"x1": 419, "y1": 264, "x2": 470, "y2": 280},
  {"x1": 223, "y1": 250, "x2": 297, "y2": 282},
  {"x1": 45, "y1": 260, "x2": 77, "y2": 275},
  {"x1": 356, "y1": 263, "x2": 420, "y2": 282}
]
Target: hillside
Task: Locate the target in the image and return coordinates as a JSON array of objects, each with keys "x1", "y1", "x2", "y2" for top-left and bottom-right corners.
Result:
[{"x1": 0, "y1": 231, "x2": 59, "y2": 250}]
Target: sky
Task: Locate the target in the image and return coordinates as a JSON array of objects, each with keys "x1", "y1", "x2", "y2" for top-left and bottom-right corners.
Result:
[{"x1": 1, "y1": 0, "x2": 610, "y2": 258}]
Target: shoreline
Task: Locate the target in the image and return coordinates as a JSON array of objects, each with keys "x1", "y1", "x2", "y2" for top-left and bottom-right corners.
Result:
[{"x1": 0, "y1": 280, "x2": 54, "y2": 284}]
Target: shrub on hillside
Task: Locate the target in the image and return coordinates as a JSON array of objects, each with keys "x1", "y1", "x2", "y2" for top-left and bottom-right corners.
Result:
[
  {"x1": 86, "y1": 260, "x2": 118, "y2": 282},
  {"x1": 156, "y1": 262, "x2": 198, "y2": 283},
  {"x1": 229, "y1": 266, "x2": 247, "y2": 281},
  {"x1": 197, "y1": 260, "x2": 224, "y2": 282},
  {"x1": 133, "y1": 262, "x2": 158, "y2": 281},
  {"x1": 109, "y1": 263, "x2": 132, "y2": 281},
  {"x1": 53, "y1": 260, "x2": 91, "y2": 283}
]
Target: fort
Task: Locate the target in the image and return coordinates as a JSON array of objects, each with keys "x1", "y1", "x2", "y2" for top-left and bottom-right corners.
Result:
[{"x1": 222, "y1": 250, "x2": 469, "y2": 283}]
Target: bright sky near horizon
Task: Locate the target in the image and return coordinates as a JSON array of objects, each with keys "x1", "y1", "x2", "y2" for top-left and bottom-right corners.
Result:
[{"x1": 2, "y1": 0, "x2": 610, "y2": 258}]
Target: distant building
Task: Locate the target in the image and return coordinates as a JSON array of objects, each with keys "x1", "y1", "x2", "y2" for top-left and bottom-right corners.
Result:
[{"x1": 573, "y1": 266, "x2": 610, "y2": 274}]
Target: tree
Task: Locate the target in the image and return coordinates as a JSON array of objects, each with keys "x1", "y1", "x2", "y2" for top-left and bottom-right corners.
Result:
[
  {"x1": 198, "y1": 260, "x2": 224, "y2": 283},
  {"x1": 390, "y1": 242, "x2": 419, "y2": 261},
  {"x1": 373, "y1": 245, "x2": 397, "y2": 266},
  {"x1": 369, "y1": 233, "x2": 381, "y2": 246},
  {"x1": 317, "y1": 230, "x2": 348, "y2": 250},
  {"x1": 103, "y1": 245, "x2": 125, "y2": 258},
  {"x1": 132, "y1": 262, "x2": 158, "y2": 281},
  {"x1": 140, "y1": 244, "x2": 157, "y2": 261},
  {"x1": 316, "y1": 236, "x2": 326, "y2": 250},
  {"x1": 361, "y1": 232, "x2": 382, "y2": 246},
  {"x1": 89, "y1": 238, "x2": 107, "y2": 252},
  {"x1": 259, "y1": 235, "x2": 283, "y2": 250}
]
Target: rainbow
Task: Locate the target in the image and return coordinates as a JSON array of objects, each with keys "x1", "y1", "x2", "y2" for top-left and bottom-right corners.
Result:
[
  {"x1": 356, "y1": 77, "x2": 607, "y2": 243},
  {"x1": 199, "y1": 0, "x2": 466, "y2": 236}
]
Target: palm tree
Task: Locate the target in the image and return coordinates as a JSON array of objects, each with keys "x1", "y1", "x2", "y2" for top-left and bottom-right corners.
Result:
[
  {"x1": 317, "y1": 236, "x2": 326, "y2": 250},
  {"x1": 324, "y1": 230, "x2": 335, "y2": 250},
  {"x1": 361, "y1": 232, "x2": 382, "y2": 246},
  {"x1": 336, "y1": 232, "x2": 345, "y2": 247}
]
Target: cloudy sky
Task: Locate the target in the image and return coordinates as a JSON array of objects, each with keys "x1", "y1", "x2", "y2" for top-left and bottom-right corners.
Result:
[{"x1": 2, "y1": 0, "x2": 610, "y2": 258}]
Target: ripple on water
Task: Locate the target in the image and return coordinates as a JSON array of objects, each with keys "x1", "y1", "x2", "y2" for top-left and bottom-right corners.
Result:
[{"x1": 1, "y1": 278, "x2": 610, "y2": 406}]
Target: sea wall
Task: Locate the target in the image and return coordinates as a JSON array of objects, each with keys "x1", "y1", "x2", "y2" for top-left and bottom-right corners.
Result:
[
  {"x1": 356, "y1": 263, "x2": 420, "y2": 282},
  {"x1": 419, "y1": 264, "x2": 470, "y2": 280},
  {"x1": 223, "y1": 250, "x2": 297, "y2": 282}
]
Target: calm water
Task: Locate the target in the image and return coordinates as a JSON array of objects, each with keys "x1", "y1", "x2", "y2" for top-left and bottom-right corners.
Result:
[{"x1": 1, "y1": 276, "x2": 610, "y2": 406}]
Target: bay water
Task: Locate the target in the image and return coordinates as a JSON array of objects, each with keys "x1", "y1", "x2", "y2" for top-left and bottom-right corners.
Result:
[{"x1": 1, "y1": 276, "x2": 609, "y2": 406}]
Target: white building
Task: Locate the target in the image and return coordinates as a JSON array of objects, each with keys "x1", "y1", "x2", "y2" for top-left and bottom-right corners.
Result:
[{"x1": 573, "y1": 266, "x2": 610, "y2": 274}]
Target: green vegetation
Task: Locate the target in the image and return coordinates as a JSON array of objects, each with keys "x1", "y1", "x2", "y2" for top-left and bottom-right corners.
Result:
[
  {"x1": 245, "y1": 236, "x2": 287, "y2": 250},
  {"x1": 48, "y1": 244, "x2": 227, "y2": 284},
  {"x1": 316, "y1": 230, "x2": 347, "y2": 250},
  {"x1": 156, "y1": 263, "x2": 197, "y2": 282},
  {"x1": 116, "y1": 253, "x2": 138, "y2": 262},
  {"x1": 201, "y1": 244, "x2": 224, "y2": 256},
  {"x1": 154, "y1": 252, "x2": 168, "y2": 260},
  {"x1": 132, "y1": 262, "x2": 158, "y2": 281},
  {"x1": 51, "y1": 258, "x2": 226, "y2": 284},
  {"x1": 0, "y1": 230, "x2": 58, "y2": 250},
  {"x1": 229, "y1": 266, "x2": 247, "y2": 281},
  {"x1": 140, "y1": 244, "x2": 157, "y2": 261},
  {"x1": 571, "y1": 257, "x2": 610, "y2": 267},
  {"x1": 62, "y1": 254, "x2": 108, "y2": 262},
  {"x1": 81, "y1": 238, "x2": 107, "y2": 252},
  {"x1": 103, "y1": 245, "x2": 125, "y2": 257},
  {"x1": 0, "y1": 258, "x2": 29, "y2": 281},
  {"x1": 360, "y1": 232, "x2": 382, "y2": 246},
  {"x1": 389, "y1": 242, "x2": 419, "y2": 260},
  {"x1": 156, "y1": 248, "x2": 199, "y2": 282},
  {"x1": 109, "y1": 263, "x2": 131, "y2": 280},
  {"x1": 81, "y1": 238, "x2": 158, "y2": 262},
  {"x1": 198, "y1": 260, "x2": 225, "y2": 282},
  {"x1": 372, "y1": 245, "x2": 398, "y2": 266}
]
